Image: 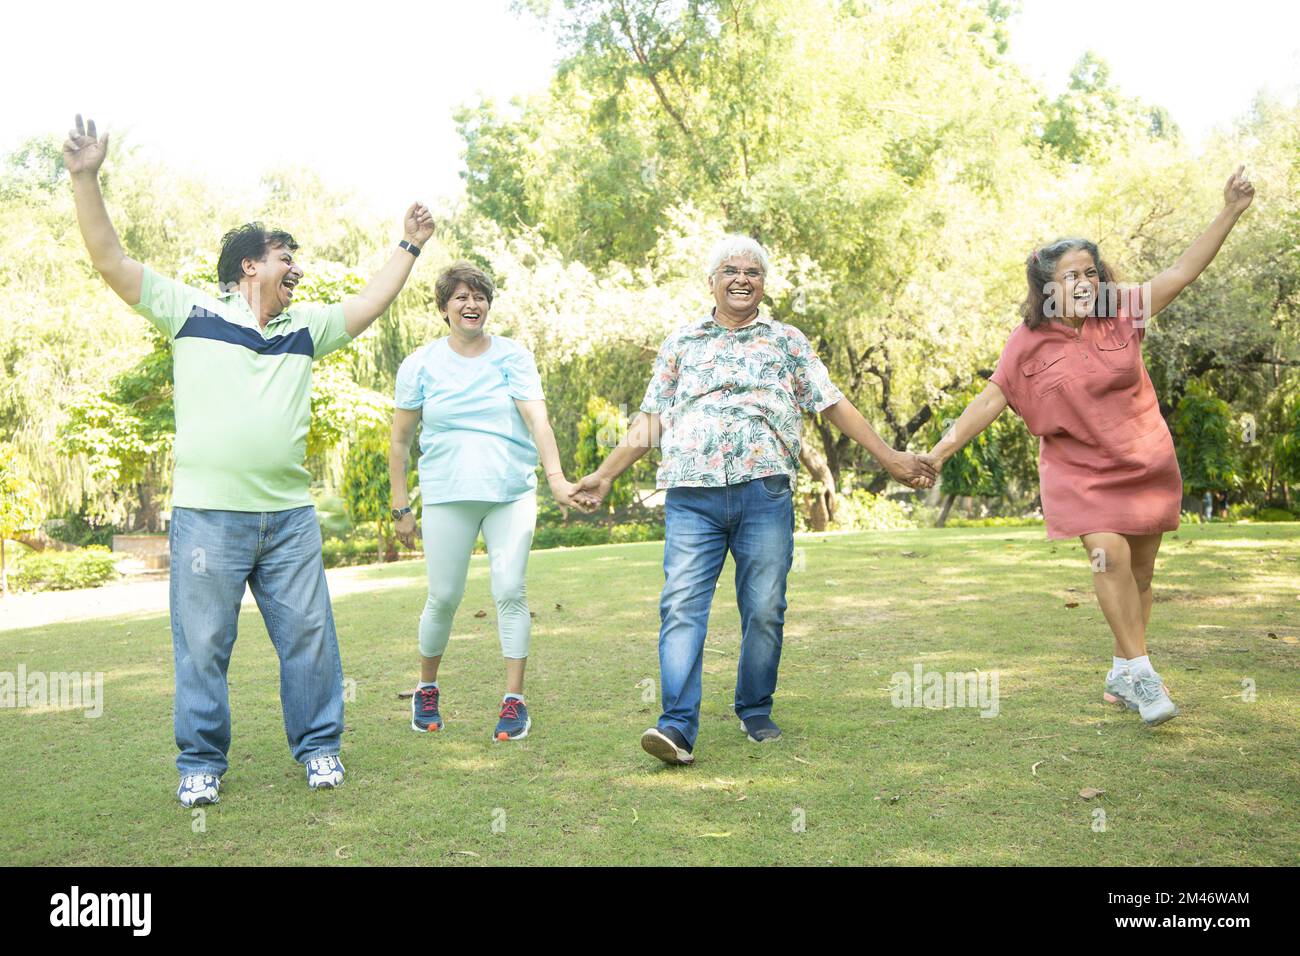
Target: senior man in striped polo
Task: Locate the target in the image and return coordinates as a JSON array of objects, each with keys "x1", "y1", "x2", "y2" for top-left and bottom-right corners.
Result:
[
  {"x1": 65, "y1": 115, "x2": 433, "y2": 805},
  {"x1": 577, "y1": 235, "x2": 937, "y2": 764}
]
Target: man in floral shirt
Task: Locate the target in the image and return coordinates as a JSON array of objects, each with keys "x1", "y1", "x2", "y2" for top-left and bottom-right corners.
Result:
[{"x1": 578, "y1": 236, "x2": 936, "y2": 765}]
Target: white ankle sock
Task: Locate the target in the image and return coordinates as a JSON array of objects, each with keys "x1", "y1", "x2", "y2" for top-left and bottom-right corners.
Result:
[
  {"x1": 1111, "y1": 656, "x2": 1128, "y2": 677},
  {"x1": 418, "y1": 681, "x2": 437, "y2": 690},
  {"x1": 504, "y1": 693, "x2": 524, "y2": 703},
  {"x1": 1128, "y1": 655, "x2": 1153, "y2": 676}
]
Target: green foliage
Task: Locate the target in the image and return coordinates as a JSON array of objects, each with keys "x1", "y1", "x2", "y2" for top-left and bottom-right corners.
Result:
[
  {"x1": 1273, "y1": 390, "x2": 1300, "y2": 486},
  {"x1": 1173, "y1": 381, "x2": 1242, "y2": 496},
  {"x1": 1039, "y1": 52, "x2": 1177, "y2": 164},
  {"x1": 341, "y1": 423, "x2": 401, "y2": 561},
  {"x1": 11, "y1": 546, "x2": 117, "y2": 592},
  {"x1": 830, "y1": 490, "x2": 918, "y2": 531},
  {"x1": 921, "y1": 381, "x2": 1037, "y2": 507},
  {"x1": 575, "y1": 396, "x2": 634, "y2": 512},
  {"x1": 0, "y1": 444, "x2": 44, "y2": 541}
]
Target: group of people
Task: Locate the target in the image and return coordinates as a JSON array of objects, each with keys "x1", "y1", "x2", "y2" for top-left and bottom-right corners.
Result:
[{"x1": 64, "y1": 114, "x2": 1255, "y2": 806}]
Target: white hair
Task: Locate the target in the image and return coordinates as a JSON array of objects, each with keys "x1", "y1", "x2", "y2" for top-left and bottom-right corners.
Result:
[{"x1": 706, "y1": 234, "x2": 770, "y2": 279}]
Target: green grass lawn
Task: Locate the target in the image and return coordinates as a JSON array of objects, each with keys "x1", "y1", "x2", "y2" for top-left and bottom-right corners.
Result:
[{"x1": 2, "y1": 523, "x2": 1297, "y2": 866}]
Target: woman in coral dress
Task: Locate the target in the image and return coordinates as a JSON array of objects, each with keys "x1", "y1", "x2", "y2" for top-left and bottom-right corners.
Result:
[{"x1": 925, "y1": 167, "x2": 1256, "y2": 726}]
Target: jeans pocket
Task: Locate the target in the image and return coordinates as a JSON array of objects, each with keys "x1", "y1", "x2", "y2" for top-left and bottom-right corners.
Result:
[{"x1": 759, "y1": 474, "x2": 790, "y2": 498}]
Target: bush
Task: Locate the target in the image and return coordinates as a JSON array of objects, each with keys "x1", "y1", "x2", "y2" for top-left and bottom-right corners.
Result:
[
  {"x1": 1253, "y1": 507, "x2": 1297, "y2": 522},
  {"x1": 321, "y1": 538, "x2": 384, "y2": 569},
  {"x1": 43, "y1": 511, "x2": 115, "y2": 549},
  {"x1": 12, "y1": 546, "x2": 118, "y2": 591},
  {"x1": 609, "y1": 522, "x2": 665, "y2": 544},
  {"x1": 830, "y1": 490, "x2": 918, "y2": 531},
  {"x1": 532, "y1": 525, "x2": 612, "y2": 550}
]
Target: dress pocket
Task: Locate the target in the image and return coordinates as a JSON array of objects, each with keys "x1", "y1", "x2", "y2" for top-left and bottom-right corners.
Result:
[
  {"x1": 1095, "y1": 334, "x2": 1136, "y2": 373},
  {"x1": 1020, "y1": 350, "x2": 1072, "y2": 397}
]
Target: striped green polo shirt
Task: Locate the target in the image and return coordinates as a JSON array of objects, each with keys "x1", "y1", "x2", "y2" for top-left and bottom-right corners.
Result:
[{"x1": 132, "y1": 266, "x2": 352, "y2": 512}]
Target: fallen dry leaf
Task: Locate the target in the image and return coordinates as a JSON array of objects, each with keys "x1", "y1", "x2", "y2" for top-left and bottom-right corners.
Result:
[
  {"x1": 474, "y1": 610, "x2": 487, "y2": 618},
  {"x1": 1031, "y1": 760, "x2": 1043, "y2": 777},
  {"x1": 396, "y1": 690, "x2": 414, "y2": 699},
  {"x1": 695, "y1": 832, "x2": 732, "y2": 839},
  {"x1": 1078, "y1": 788, "x2": 1105, "y2": 799},
  {"x1": 335, "y1": 846, "x2": 350, "y2": 859},
  {"x1": 1065, "y1": 602, "x2": 1080, "y2": 609},
  {"x1": 451, "y1": 850, "x2": 480, "y2": 857}
]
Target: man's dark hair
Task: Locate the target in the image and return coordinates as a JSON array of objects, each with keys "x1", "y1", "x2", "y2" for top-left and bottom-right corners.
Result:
[{"x1": 217, "y1": 222, "x2": 298, "y2": 290}]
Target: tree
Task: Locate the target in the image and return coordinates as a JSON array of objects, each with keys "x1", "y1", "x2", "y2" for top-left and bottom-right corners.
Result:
[
  {"x1": 0, "y1": 444, "x2": 45, "y2": 595},
  {"x1": 57, "y1": 330, "x2": 174, "y2": 532},
  {"x1": 575, "y1": 396, "x2": 636, "y2": 513},
  {"x1": 1173, "y1": 381, "x2": 1242, "y2": 503},
  {"x1": 921, "y1": 377, "x2": 1037, "y2": 525},
  {"x1": 466, "y1": 0, "x2": 1058, "y2": 507},
  {"x1": 341, "y1": 421, "x2": 398, "y2": 562},
  {"x1": 1039, "y1": 52, "x2": 1178, "y2": 165}
]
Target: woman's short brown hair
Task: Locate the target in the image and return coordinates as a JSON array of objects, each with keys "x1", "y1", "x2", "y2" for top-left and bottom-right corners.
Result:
[{"x1": 435, "y1": 261, "x2": 495, "y2": 322}]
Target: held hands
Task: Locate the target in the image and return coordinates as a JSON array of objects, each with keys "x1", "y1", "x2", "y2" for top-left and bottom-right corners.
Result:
[
  {"x1": 64, "y1": 114, "x2": 109, "y2": 178},
  {"x1": 404, "y1": 202, "x2": 435, "y2": 245},
  {"x1": 573, "y1": 472, "x2": 611, "y2": 511},
  {"x1": 395, "y1": 511, "x2": 419, "y2": 549},
  {"x1": 550, "y1": 474, "x2": 601, "y2": 514},
  {"x1": 886, "y1": 450, "x2": 939, "y2": 490},
  {"x1": 1224, "y1": 165, "x2": 1255, "y2": 214}
]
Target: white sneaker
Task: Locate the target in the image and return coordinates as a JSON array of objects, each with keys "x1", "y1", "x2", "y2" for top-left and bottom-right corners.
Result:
[
  {"x1": 177, "y1": 773, "x2": 221, "y2": 808},
  {"x1": 306, "y1": 755, "x2": 345, "y2": 789},
  {"x1": 1130, "y1": 671, "x2": 1179, "y2": 726}
]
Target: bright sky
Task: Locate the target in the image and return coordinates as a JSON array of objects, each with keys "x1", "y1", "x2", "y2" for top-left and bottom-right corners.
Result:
[{"x1": 3, "y1": 0, "x2": 1297, "y2": 217}]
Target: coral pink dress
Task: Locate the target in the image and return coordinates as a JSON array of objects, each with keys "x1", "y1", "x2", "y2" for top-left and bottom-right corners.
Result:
[{"x1": 989, "y1": 289, "x2": 1182, "y2": 540}]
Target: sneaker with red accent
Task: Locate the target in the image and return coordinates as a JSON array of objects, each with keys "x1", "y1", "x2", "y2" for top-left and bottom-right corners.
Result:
[
  {"x1": 493, "y1": 695, "x2": 530, "y2": 741},
  {"x1": 412, "y1": 685, "x2": 443, "y2": 732}
]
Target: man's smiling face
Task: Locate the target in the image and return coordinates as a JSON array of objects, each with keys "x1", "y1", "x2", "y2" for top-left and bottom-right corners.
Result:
[{"x1": 710, "y1": 255, "x2": 765, "y2": 318}]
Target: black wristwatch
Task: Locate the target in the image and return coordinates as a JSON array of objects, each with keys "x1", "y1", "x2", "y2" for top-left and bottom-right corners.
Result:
[
  {"x1": 398, "y1": 239, "x2": 421, "y2": 258},
  {"x1": 391, "y1": 506, "x2": 413, "y2": 521}
]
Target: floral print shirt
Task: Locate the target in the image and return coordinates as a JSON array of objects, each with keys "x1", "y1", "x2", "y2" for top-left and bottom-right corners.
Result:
[{"x1": 640, "y1": 310, "x2": 844, "y2": 488}]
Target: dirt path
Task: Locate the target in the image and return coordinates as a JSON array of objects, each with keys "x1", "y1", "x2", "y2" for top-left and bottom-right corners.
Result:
[{"x1": 0, "y1": 563, "x2": 421, "y2": 633}]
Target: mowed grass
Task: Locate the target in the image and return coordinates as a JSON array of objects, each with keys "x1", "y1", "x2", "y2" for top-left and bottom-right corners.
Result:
[{"x1": 1, "y1": 522, "x2": 1297, "y2": 866}]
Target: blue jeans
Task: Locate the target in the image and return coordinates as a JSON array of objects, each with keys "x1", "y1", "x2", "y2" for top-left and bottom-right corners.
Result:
[
  {"x1": 168, "y1": 506, "x2": 344, "y2": 776},
  {"x1": 657, "y1": 475, "x2": 794, "y2": 748}
]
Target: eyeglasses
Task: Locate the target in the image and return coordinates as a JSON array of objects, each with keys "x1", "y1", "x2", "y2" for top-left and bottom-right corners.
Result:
[{"x1": 716, "y1": 267, "x2": 764, "y2": 280}]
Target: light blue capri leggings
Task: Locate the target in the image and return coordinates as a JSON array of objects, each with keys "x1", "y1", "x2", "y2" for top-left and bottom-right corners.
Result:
[{"x1": 418, "y1": 492, "x2": 536, "y2": 660}]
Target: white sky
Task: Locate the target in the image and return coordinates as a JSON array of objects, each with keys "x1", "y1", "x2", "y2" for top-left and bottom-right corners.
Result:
[{"x1": 3, "y1": 0, "x2": 1297, "y2": 216}]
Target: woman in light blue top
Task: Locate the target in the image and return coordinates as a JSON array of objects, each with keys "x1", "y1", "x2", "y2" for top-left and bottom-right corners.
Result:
[{"x1": 389, "y1": 261, "x2": 585, "y2": 741}]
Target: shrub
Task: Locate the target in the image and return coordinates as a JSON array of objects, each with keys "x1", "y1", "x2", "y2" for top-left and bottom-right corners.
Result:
[
  {"x1": 532, "y1": 525, "x2": 611, "y2": 550},
  {"x1": 12, "y1": 546, "x2": 118, "y2": 591},
  {"x1": 609, "y1": 522, "x2": 665, "y2": 544},
  {"x1": 1253, "y1": 507, "x2": 1297, "y2": 522},
  {"x1": 831, "y1": 490, "x2": 917, "y2": 531}
]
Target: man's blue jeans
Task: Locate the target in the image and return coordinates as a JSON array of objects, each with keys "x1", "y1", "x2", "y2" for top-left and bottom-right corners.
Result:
[
  {"x1": 168, "y1": 506, "x2": 344, "y2": 776},
  {"x1": 657, "y1": 475, "x2": 795, "y2": 748}
]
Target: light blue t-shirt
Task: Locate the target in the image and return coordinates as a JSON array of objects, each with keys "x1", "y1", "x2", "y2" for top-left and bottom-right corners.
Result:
[{"x1": 395, "y1": 336, "x2": 545, "y2": 504}]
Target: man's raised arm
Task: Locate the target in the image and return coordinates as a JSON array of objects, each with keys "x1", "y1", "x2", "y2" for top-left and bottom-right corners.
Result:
[
  {"x1": 65, "y1": 114, "x2": 143, "y2": 306},
  {"x1": 341, "y1": 203, "x2": 435, "y2": 338}
]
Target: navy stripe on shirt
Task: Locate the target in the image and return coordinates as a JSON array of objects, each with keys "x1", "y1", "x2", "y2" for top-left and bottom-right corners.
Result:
[{"x1": 175, "y1": 306, "x2": 315, "y2": 358}]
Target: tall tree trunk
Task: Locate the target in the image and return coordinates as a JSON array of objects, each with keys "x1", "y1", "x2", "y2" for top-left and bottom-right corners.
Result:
[
  {"x1": 799, "y1": 431, "x2": 837, "y2": 532},
  {"x1": 1, "y1": 538, "x2": 7, "y2": 596},
  {"x1": 135, "y1": 483, "x2": 161, "y2": 533},
  {"x1": 936, "y1": 494, "x2": 956, "y2": 528}
]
